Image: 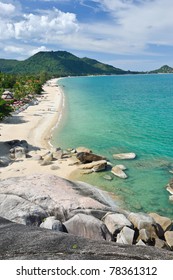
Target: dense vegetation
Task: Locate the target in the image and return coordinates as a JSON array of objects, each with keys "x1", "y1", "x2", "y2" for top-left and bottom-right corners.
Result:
[
  {"x1": 0, "y1": 72, "x2": 49, "y2": 120},
  {"x1": 0, "y1": 51, "x2": 129, "y2": 76},
  {"x1": 149, "y1": 65, "x2": 173, "y2": 74}
]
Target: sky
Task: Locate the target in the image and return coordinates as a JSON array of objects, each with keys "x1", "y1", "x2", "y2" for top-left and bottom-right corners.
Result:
[{"x1": 0, "y1": 0, "x2": 173, "y2": 71}]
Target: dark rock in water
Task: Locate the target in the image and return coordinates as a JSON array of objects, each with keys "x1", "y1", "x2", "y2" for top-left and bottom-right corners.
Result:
[
  {"x1": 64, "y1": 213, "x2": 112, "y2": 241},
  {"x1": 1, "y1": 217, "x2": 173, "y2": 260},
  {"x1": 77, "y1": 152, "x2": 105, "y2": 163}
]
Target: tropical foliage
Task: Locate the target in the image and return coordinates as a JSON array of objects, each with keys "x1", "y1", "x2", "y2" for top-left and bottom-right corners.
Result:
[
  {"x1": 0, "y1": 72, "x2": 49, "y2": 120},
  {"x1": 0, "y1": 98, "x2": 13, "y2": 121}
]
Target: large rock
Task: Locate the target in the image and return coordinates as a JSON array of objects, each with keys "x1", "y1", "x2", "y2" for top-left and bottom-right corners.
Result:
[
  {"x1": 64, "y1": 213, "x2": 112, "y2": 241},
  {"x1": 102, "y1": 213, "x2": 132, "y2": 235},
  {"x1": 166, "y1": 179, "x2": 173, "y2": 195},
  {"x1": 164, "y1": 231, "x2": 173, "y2": 250},
  {"x1": 0, "y1": 174, "x2": 116, "y2": 225},
  {"x1": 80, "y1": 160, "x2": 107, "y2": 172},
  {"x1": 149, "y1": 212, "x2": 173, "y2": 232},
  {"x1": 40, "y1": 152, "x2": 53, "y2": 165},
  {"x1": 113, "y1": 153, "x2": 136, "y2": 160},
  {"x1": 76, "y1": 147, "x2": 92, "y2": 153},
  {"x1": 40, "y1": 216, "x2": 67, "y2": 232},
  {"x1": 76, "y1": 152, "x2": 105, "y2": 163},
  {"x1": 116, "y1": 226, "x2": 135, "y2": 245},
  {"x1": 111, "y1": 166, "x2": 128, "y2": 179},
  {"x1": 128, "y1": 212, "x2": 156, "y2": 231},
  {"x1": 13, "y1": 146, "x2": 27, "y2": 159},
  {"x1": 1, "y1": 217, "x2": 173, "y2": 260}
]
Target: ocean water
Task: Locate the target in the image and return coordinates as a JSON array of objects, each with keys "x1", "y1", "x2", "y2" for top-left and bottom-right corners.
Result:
[{"x1": 51, "y1": 74, "x2": 173, "y2": 217}]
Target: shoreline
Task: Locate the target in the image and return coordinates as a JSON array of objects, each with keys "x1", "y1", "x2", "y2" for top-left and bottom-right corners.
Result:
[{"x1": 0, "y1": 78, "x2": 79, "y2": 180}]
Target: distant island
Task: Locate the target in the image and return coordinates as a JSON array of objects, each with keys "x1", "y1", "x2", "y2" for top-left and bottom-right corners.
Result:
[{"x1": 149, "y1": 65, "x2": 173, "y2": 74}]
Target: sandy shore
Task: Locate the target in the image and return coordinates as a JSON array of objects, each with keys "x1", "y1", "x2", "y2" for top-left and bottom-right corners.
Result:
[{"x1": 0, "y1": 78, "x2": 78, "y2": 180}]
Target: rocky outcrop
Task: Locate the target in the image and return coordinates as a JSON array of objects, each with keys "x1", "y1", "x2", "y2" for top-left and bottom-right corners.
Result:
[
  {"x1": 77, "y1": 152, "x2": 105, "y2": 163},
  {"x1": 0, "y1": 174, "x2": 115, "y2": 225},
  {"x1": 0, "y1": 174, "x2": 173, "y2": 258},
  {"x1": 1, "y1": 217, "x2": 173, "y2": 260},
  {"x1": 113, "y1": 152, "x2": 136, "y2": 160}
]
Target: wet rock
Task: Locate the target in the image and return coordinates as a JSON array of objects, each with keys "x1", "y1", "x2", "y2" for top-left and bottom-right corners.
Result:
[
  {"x1": 80, "y1": 160, "x2": 107, "y2": 172},
  {"x1": 76, "y1": 147, "x2": 92, "y2": 153},
  {"x1": 166, "y1": 179, "x2": 173, "y2": 194},
  {"x1": 111, "y1": 166, "x2": 128, "y2": 179},
  {"x1": 92, "y1": 161, "x2": 107, "y2": 172},
  {"x1": 116, "y1": 164, "x2": 127, "y2": 170},
  {"x1": 113, "y1": 153, "x2": 136, "y2": 160},
  {"x1": 77, "y1": 152, "x2": 105, "y2": 163},
  {"x1": 103, "y1": 174, "x2": 113, "y2": 181}
]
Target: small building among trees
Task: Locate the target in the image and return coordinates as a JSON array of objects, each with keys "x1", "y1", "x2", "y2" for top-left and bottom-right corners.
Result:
[{"x1": 2, "y1": 90, "x2": 14, "y2": 101}]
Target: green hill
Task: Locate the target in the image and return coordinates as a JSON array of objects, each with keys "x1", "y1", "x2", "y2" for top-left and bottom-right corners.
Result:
[
  {"x1": 149, "y1": 65, "x2": 173, "y2": 74},
  {"x1": 0, "y1": 51, "x2": 128, "y2": 76}
]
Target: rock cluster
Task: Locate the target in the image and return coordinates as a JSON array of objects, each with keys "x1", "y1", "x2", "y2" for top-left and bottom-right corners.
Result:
[
  {"x1": 0, "y1": 174, "x2": 173, "y2": 252},
  {"x1": 1, "y1": 217, "x2": 173, "y2": 260},
  {"x1": 6, "y1": 139, "x2": 29, "y2": 159}
]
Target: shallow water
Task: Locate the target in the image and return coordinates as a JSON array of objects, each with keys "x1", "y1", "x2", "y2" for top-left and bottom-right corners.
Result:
[{"x1": 52, "y1": 74, "x2": 173, "y2": 217}]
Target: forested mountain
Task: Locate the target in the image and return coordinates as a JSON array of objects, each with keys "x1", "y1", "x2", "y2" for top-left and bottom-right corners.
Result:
[
  {"x1": 149, "y1": 65, "x2": 173, "y2": 74},
  {"x1": 0, "y1": 51, "x2": 128, "y2": 76}
]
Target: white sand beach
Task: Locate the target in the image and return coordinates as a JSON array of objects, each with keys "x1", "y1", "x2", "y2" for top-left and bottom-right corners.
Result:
[{"x1": 0, "y1": 78, "x2": 78, "y2": 180}]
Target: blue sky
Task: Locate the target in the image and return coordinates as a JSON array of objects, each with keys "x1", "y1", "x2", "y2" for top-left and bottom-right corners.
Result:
[{"x1": 0, "y1": 0, "x2": 173, "y2": 71}]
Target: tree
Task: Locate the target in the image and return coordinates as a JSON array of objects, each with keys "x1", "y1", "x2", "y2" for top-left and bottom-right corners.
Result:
[{"x1": 0, "y1": 98, "x2": 13, "y2": 120}]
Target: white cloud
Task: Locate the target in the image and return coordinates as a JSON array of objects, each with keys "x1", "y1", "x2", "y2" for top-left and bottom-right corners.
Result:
[
  {"x1": 0, "y1": 1, "x2": 16, "y2": 16},
  {"x1": 29, "y1": 46, "x2": 50, "y2": 56},
  {"x1": 4, "y1": 45, "x2": 24, "y2": 53},
  {"x1": 87, "y1": 0, "x2": 173, "y2": 48},
  {"x1": 0, "y1": 7, "x2": 79, "y2": 42}
]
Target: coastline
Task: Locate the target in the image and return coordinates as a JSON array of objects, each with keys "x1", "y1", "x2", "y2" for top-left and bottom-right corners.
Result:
[{"x1": 0, "y1": 78, "x2": 79, "y2": 180}]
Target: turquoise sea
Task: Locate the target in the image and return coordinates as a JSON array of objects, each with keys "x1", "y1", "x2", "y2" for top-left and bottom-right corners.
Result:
[{"x1": 51, "y1": 74, "x2": 173, "y2": 217}]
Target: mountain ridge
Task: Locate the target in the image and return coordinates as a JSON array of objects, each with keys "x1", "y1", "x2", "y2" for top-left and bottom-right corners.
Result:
[
  {"x1": 0, "y1": 51, "x2": 134, "y2": 76},
  {"x1": 0, "y1": 51, "x2": 172, "y2": 76}
]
